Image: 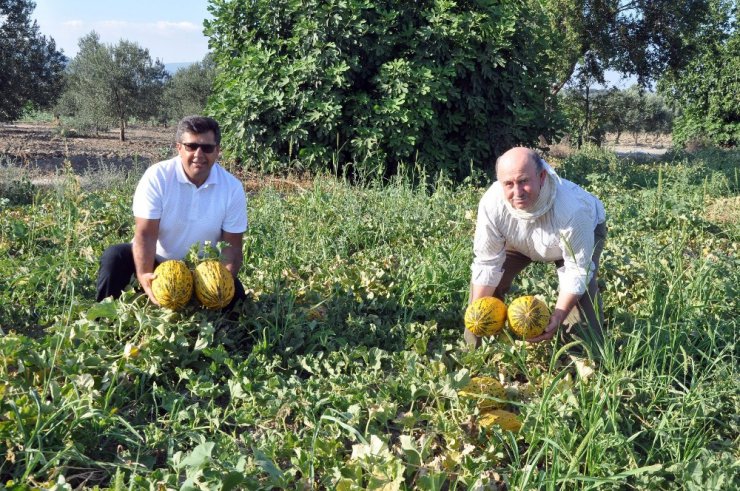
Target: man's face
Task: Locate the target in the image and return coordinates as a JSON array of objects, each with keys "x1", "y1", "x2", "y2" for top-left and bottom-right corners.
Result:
[
  {"x1": 496, "y1": 152, "x2": 547, "y2": 210},
  {"x1": 177, "y1": 130, "x2": 220, "y2": 186}
]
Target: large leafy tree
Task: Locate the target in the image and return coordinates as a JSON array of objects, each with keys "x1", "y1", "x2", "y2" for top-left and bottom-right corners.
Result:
[
  {"x1": 659, "y1": 1, "x2": 739, "y2": 147},
  {"x1": 57, "y1": 32, "x2": 169, "y2": 141},
  {"x1": 0, "y1": 0, "x2": 66, "y2": 121},
  {"x1": 205, "y1": 0, "x2": 560, "y2": 179},
  {"x1": 542, "y1": 0, "x2": 717, "y2": 93}
]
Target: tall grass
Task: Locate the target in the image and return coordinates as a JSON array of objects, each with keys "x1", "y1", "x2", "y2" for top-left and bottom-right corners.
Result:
[{"x1": 0, "y1": 148, "x2": 738, "y2": 489}]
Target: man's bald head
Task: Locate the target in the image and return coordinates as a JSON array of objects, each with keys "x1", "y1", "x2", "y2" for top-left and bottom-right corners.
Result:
[{"x1": 495, "y1": 147, "x2": 543, "y2": 178}]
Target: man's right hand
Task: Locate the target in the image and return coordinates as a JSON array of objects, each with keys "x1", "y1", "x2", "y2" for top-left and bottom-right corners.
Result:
[
  {"x1": 138, "y1": 272, "x2": 160, "y2": 306},
  {"x1": 132, "y1": 216, "x2": 161, "y2": 306}
]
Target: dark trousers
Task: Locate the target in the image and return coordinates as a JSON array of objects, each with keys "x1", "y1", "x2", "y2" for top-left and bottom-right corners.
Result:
[
  {"x1": 465, "y1": 222, "x2": 607, "y2": 347},
  {"x1": 96, "y1": 243, "x2": 246, "y2": 309}
]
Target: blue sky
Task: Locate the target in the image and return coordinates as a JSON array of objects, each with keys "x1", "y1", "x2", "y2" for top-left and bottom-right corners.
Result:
[
  {"x1": 32, "y1": 0, "x2": 212, "y2": 64},
  {"x1": 31, "y1": 1, "x2": 636, "y2": 87}
]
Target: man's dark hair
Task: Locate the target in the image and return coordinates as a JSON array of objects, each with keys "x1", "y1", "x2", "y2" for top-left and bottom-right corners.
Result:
[{"x1": 176, "y1": 116, "x2": 221, "y2": 144}]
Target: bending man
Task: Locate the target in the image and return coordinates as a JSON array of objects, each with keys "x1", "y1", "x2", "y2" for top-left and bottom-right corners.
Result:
[{"x1": 467, "y1": 147, "x2": 607, "y2": 347}]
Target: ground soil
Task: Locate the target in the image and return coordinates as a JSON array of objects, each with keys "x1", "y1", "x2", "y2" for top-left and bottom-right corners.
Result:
[
  {"x1": 0, "y1": 121, "x2": 673, "y2": 182},
  {"x1": 0, "y1": 121, "x2": 176, "y2": 174},
  {"x1": 0, "y1": 121, "x2": 313, "y2": 193}
]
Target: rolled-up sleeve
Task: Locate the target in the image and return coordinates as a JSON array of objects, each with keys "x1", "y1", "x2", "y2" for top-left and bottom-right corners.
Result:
[
  {"x1": 557, "y1": 213, "x2": 596, "y2": 295},
  {"x1": 471, "y1": 199, "x2": 506, "y2": 287}
]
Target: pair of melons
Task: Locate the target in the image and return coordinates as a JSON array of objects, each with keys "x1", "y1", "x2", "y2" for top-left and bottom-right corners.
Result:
[
  {"x1": 150, "y1": 260, "x2": 235, "y2": 310},
  {"x1": 464, "y1": 295, "x2": 549, "y2": 338}
]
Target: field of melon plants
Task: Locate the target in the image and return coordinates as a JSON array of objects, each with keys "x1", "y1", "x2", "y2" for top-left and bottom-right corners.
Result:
[{"x1": 1, "y1": 146, "x2": 738, "y2": 490}]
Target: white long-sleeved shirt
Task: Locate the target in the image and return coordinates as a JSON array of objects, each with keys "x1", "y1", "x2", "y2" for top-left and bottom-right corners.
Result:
[{"x1": 471, "y1": 178, "x2": 606, "y2": 295}]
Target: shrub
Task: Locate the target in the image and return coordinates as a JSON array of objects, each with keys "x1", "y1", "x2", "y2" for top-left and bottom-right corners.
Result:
[
  {"x1": 0, "y1": 164, "x2": 36, "y2": 206},
  {"x1": 557, "y1": 144, "x2": 620, "y2": 187},
  {"x1": 205, "y1": 0, "x2": 560, "y2": 179},
  {"x1": 661, "y1": 30, "x2": 740, "y2": 148}
]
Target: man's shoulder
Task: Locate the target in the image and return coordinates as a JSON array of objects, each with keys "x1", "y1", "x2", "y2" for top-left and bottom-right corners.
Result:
[
  {"x1": 142, "y1": 157, "x2": 180, "y2": 181},
  {"x1": 553, "y1": 179, "x2": 605, "y2": 223},
  {"x1": 212, "y1": 164, "x2": 245, "y2": 192},
  {"x1": 556, "y1": 179, "x2": 600, "y2": 203},
  {"x1": 213, "y1": 163, "x2": 238, "y2": 180},
  {"x1": 480, "y1": 181, "x2": 505, "y2": 207}
]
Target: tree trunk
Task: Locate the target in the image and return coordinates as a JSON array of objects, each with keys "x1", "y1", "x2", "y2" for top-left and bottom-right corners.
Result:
[
  {"x1": 119, "y1": 119, "x2": 126, "y2": 142},
  {"x1": 584, "y1": 85, "x2": 591, "y2": 144}
]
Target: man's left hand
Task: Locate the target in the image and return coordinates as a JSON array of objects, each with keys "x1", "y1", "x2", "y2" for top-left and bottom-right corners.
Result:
[
  {"x1": 528, "y1": 311, "x2": 565, "y2": 343},
  {"x1": 527, "y1": 320, "x2": 557, "y2": 342}
]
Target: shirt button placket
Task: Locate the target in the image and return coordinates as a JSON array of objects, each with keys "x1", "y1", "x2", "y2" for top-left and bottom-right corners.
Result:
[{"x1": 188, "y1": 185, "x2": 199, "y2": 221}]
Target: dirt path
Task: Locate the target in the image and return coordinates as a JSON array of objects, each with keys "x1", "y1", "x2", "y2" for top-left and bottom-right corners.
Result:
[{"x1": 1, "y1": 122, "x2": 673, "y2": 181}]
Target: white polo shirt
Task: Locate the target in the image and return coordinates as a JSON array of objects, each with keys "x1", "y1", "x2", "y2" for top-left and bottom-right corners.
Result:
[{"x1": 132, "y1": 156, "x2": 248, "y2": 260}]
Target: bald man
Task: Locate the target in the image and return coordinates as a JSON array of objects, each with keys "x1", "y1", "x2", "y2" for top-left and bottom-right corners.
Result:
[{"x1": 467, "y1": 147, "x2": 607, "y2": 347}]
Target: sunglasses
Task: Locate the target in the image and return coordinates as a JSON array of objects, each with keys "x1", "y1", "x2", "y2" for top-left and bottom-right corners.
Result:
[{"x1": 180, "y1": 142, "x2": 218, "y2": 154}]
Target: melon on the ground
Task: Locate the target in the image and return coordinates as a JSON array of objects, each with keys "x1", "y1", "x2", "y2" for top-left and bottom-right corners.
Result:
[
  {"x1": 464, "y1": 296, "x2": 507, "y2": 337},
  {"x1": 458, "y1": 376, "x2": 507, "y2": 410},
  {"x1": 151, "y1": 260, "x2": 193, "y2": 310},
  {"x1": 507, "y1": 295, "x2": 550, "y2": 338},
  {"x1": 193, "y1": 260, "x2": 235, "y2": 309},
  {"x1": 478, "y1": 409, "x2": 522, "y2": 432}
]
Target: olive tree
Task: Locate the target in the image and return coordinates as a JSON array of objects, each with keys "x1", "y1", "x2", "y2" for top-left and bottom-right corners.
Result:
[
  {"x1": 56, "y1": 32, "x2": 169, "y2": 141},
  {"x1": 161, "y1": 54, "x2": 216, "y2": 124},
  {"x1": 559, "y1": 85, "x2": 673, "y2": 146}
]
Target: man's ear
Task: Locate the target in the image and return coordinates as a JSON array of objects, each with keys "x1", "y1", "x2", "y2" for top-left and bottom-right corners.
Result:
[{"x1": 539, "y1": 169, "x2": 547, "y2": 185}]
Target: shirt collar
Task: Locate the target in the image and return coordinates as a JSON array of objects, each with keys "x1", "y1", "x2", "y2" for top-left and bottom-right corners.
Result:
[{"x1": 174, "y1": 156, "x2": 221, "y2": 188}]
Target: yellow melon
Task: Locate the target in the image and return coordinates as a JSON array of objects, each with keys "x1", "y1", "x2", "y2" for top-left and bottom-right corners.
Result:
[
  {"x1": 507, "y1": 295, "x2": 550, "y2": 338},
  {"x1": 151, "y1": 260, "x2": 193, "y2": 310},
  {"x1": 478, "y1": 409, "x2": 522, "y2": 432},
  {"x1": 193, "y1": 260, "x2": 235, "y2": 309},
  {"x1": 464, "y1": 297, "x2": 507, "y2": 336},
  {"x1": 458, "y1": 376, "x2": 507, "y2": 410}
]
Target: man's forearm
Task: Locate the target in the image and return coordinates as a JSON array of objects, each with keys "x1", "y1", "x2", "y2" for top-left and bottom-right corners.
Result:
[
  {"x1": 220, "y1": 246, "x2": 243, "y2": 277},
  {"x1": 132, "y1": 236, "x2": 157, "y2": 281},
  {"x1": 552, "y1": 291, "x2": 580, "y2": 325},
  {"x1": 469, "y1": 283, "x2": 496, "y2": 303}
]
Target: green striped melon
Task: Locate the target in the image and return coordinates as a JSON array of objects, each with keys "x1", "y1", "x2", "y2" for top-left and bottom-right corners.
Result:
[
  {"x1": 193, "y1": 260, "x2": 235, "y2": 309},
  {"x1": 507, "y1": 295, "x2": 550, "y2": 338},
  {"x1": 464, "y1": 297, "x2": 507, "y2": 337},
  {"x1": 151, "y1": 260, "x2": 193, "y2": 310}
]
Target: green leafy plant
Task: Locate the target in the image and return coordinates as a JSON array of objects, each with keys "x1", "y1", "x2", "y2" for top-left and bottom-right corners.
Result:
[
  {"x1": 205, "y1": 0, "x2": 560, "y2": 179},
  {"x1": 0, "y1": 146, "x2": 738, "y2": 489},
  {"x1": 660, "y1": 7, "x2": 739, "y2": 147}
]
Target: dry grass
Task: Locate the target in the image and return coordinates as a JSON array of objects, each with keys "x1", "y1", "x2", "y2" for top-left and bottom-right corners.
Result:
[
  {"x1": 704, "y1": 196, "x2": 740, "y2": 225},
  {"x1": 544, "y1": 132, "x2": 672, "y2": 161}
]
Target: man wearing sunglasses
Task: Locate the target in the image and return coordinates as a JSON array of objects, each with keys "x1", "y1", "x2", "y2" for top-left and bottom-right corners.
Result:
[{"x1": 95, "y1": 115, "x2": 248, "y2": 309}]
